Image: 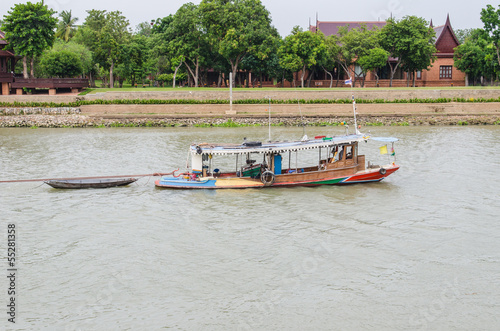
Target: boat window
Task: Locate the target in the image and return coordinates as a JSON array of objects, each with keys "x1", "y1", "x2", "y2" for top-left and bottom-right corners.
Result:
[{"x1": 346, "y1": 145, "x2": 353, "y2": 159}]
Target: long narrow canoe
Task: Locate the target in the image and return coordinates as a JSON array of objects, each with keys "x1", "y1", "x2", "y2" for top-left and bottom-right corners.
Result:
[{"x1": 45, "y1": 178, "x2": 137, "y2": 189}]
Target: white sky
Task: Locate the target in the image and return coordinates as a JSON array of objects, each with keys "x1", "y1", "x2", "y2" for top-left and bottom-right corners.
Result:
[{"x1": 1, "y1": 0, "x2": 495, "y2": 36}]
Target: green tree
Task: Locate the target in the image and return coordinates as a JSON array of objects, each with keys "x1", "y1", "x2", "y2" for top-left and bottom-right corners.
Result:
[
  {"x1": 200, "y1": 0, "x2": 279, "y2": 87},
  {"x1": 380, "y1": 16, "x2": 436, "y2": 87},
  {"x1": 49, "y1": 40, "x2": 93, "y2": 76},
  {"x1": 278, "y1": 26, "x2": 326, "y2": 88},
  {"x1": 398, "y1": 17, "x2": 436, "y2": 87},
  {"x1": 77, "y1": 10, "x2": 130, "y2": 88},
  {"x1": 329, "y1": 24, "x2": 380, "y2": 87},
  {"x1": 481, "y1": 4, "x2": 500, "y2": 68},
  {"x1": 151, "y1": 15, "x2": 174, "y2": 35},
  {"x1": 38, "y1": 49, "x2": 83, "y2": 77},
  {"x1": 167, "y1": 3, "x2": 210, "y2": 87},
  {"x1": 357, "y1": 47, "x2": 389, "y2": 86},
  {"x1": 55, "y1": 10, "x2": 78, "y2": 42},
  {"x1": 135, "y1": 22, "x2": 152, "y2": 37},
  {"x1": 454, "y1": 29, "x2": 497, "y2": 85},
  {"x1": 2, "y1": 1, "x2": 57, "y2": 78},
  {"x1": 115, "y1": 34, "x2": 150, "y2": 87},
  {"x1": 455, "y1": 28, "x2": 474, "y2": 44}
]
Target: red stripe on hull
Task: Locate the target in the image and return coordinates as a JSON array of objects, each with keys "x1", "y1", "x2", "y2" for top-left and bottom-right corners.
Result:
[{"x1": 342, "y1": 166, "x2": 400, "y2": 183}]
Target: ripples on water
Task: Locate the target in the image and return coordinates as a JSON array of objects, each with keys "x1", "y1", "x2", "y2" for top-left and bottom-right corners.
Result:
[{"x1": 1, "y1": 126, "x2": 499, "y2": 330}]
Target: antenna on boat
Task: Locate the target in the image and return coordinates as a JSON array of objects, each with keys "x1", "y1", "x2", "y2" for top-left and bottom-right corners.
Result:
[
  {"x1": 293, "y1": 80, "x2": 307, "y2": 141},
  {"x1": 298, "y1": 98, "x2": 306, "y2": 138},
  {"x1": 349, "y1": 77, "x2": 360, "y2": 135}
]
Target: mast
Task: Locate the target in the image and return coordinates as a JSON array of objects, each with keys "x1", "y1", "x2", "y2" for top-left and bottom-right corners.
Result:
[
  {"x1": 268, "y1": 97, "x2": 272, "y2": 142},
  {"x1": 349, "y1": 77, "x2": 360, "y2": 134},
  {"x1": 352, "y1": 93, "x2": 359, "y2": 134}
]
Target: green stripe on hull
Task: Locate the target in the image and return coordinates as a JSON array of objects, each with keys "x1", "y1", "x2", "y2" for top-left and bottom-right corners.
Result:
[
  {"x1": 278, "y1": 177, "x2": 347, "y2": 186},
  {"x1": 312, "y1": 177, "x2": 347, "y2": 185}
]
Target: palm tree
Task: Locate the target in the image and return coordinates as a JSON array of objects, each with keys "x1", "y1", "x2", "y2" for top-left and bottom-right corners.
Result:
[{"x1": 55, "y1": 10, "x2": 78, "y2": 42}]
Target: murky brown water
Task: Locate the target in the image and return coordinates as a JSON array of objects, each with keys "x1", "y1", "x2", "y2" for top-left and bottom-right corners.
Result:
[{"x1": 1, "y1": 126, "x2": 499, "y2": 330}]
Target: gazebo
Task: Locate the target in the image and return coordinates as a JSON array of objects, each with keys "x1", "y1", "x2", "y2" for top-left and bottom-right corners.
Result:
[
  {"x1": 0, "y1": 30, "x2": 88, "y2": 95},
  {"x1": 0, "y1": 30, "x2": 19, "y2": 95}
]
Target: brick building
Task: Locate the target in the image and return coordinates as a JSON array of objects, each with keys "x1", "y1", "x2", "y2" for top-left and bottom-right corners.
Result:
[{"x1": 308, "y1": 15, "x2": 465, "y2": 87}]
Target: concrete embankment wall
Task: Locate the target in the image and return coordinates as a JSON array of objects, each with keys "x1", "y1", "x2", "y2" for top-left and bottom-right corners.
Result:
[
  {"x1": 82, "y1": 89, "x2": 500, "y2": 102},
  {"x1": 78, "y1": 103, "x2": 500, "y2": 118}
]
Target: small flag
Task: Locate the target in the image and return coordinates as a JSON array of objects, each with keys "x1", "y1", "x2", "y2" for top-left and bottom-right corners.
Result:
[
  {"x1": 344, "y1": 79, "x2": 352, "y2": 85},
  {"x1": 391, "y1": 147, "x2": 395, "y2": 156},
  {"x1": 379, "y1": 145, "x2": 388, "y2": 155}
]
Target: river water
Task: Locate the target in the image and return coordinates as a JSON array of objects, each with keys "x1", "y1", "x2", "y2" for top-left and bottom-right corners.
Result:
[{"x1": 1, "y1": 126, "x2": 499, "y2": 330}]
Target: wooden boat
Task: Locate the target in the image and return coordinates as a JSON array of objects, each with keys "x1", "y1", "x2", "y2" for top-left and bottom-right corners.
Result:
[
  {"x1": 45, "y1": 177, "x2": 138, "y2": 189},
  {"x1": 156, "y1": 88, "x2": 399, "y2": 190},
  {"x1": 155, "y1": 133, "x2": 400, "y2": 189}
]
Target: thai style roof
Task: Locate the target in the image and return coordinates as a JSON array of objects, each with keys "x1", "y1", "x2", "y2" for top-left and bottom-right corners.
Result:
[
  {"x1": 432, "y1": 14, "x2": 460, "y2": 56},
  {"x1": 192, "y1": 134, "x2": 369, "y2": 156},
  {"x1": 310, "y1": 21, "x2": 386, "y2": 37}
]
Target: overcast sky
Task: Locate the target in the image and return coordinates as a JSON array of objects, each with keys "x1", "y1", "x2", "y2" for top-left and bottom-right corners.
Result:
[{"x1": 1, "y1": 0, "x2": 496, "y2": 36}]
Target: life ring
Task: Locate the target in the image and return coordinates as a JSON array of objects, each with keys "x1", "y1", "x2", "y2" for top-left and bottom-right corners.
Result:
[
  {"x1": 379, "y1": 168, "x2": 387, "y2": 175},
  {"x1": 260, "y1": 170, "x2": 275, "y2": 186}
]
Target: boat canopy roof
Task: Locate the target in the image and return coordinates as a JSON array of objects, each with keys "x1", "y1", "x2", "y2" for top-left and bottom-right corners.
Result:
[
  {"x1": 371, "y1": 137, "x2": 399, "y2": 143},
  {"x1": 191, "y1": 134, "x2": 370, "y2": 156}
]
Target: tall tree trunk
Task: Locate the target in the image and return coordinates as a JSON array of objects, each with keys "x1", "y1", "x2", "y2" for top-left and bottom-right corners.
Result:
[
  {"x1": 301, "y1": 64, "x2": 306, "y2": 88},
  {"x1": 30, "y1": 57, "x2": 34, "y2": 78},
  {"x1": 322, "y1": 66, "x2": 333, "y2": 88},
  {"x1": 184, "y1": 59, "x2": 200, "y2": 88},
  {"x1": 496, "y1": 46, "x2": 500, "y2": 67},
  {"x1": 335, "y1": 64, "x2": 340, "y2": 87},
  {"x1": 22, "y1": 56, "x2": 28, "y2": 79},
  {"x1": 109, "y1": 61, "x2": 114, "y2": 88},
  {"x1": 412, "y1": 71, "x2": 416, "y2": 87},
  {"x1": 230, "y1": 56, "x2": 243, "y2": 88},
  {"x1": 306, "y1": 69, "x2": 313, "y2": 88},
  {"x1": 388, "y1": 60, "x2": 401, "y2": 88},
  {"x1": 173, "y1": 62, "x2": 183, "y2": 88},
  {"x1": 194, "y1": 59, "x2": 199, "y2": 88}
]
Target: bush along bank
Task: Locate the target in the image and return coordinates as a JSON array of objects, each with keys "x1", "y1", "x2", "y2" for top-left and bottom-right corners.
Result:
[
  {"x1": 0, "y1": 107, "x2": 80, "y2": 115},
  {"x1": 2, "y1": 96, "x2": 500, "y2": 108},
  {"x1": 1, "y1": 114, "x2": 499, "y2": 128}
]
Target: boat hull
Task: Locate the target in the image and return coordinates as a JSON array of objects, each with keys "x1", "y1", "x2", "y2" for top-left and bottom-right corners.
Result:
[
  {"x1": 45, "y1": 178, "x2": 138, "y2": 189},
  {"x1": 155, "y1": 165, "x2": 399, "y2": 189}
]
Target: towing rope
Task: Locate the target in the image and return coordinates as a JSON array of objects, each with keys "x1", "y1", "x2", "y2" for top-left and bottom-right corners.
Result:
[{"x1": 0, "y1": 170, "x2": 179, "y2": 184}]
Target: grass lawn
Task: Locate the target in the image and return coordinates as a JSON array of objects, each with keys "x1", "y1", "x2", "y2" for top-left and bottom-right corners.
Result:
[
  {"x1": 84, "y1": 80, "x2": 500, "y2": 94},
  {"x1": 84, "y1": 85, "x2": 500, "y2": 95}
]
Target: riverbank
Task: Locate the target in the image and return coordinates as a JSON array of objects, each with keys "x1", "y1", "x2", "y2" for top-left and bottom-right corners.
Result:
[
  {"x1": 1, "y1": 89, "x2": 499, "y2": 127},
  {"x1": 0, "y1": 113, "x2": 498, "y2": 128}
]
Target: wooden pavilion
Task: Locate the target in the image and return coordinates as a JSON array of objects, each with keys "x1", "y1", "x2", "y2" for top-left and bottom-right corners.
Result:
[{"x1": 0, "y1": 30, "x2": 88, "y2": 95}]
